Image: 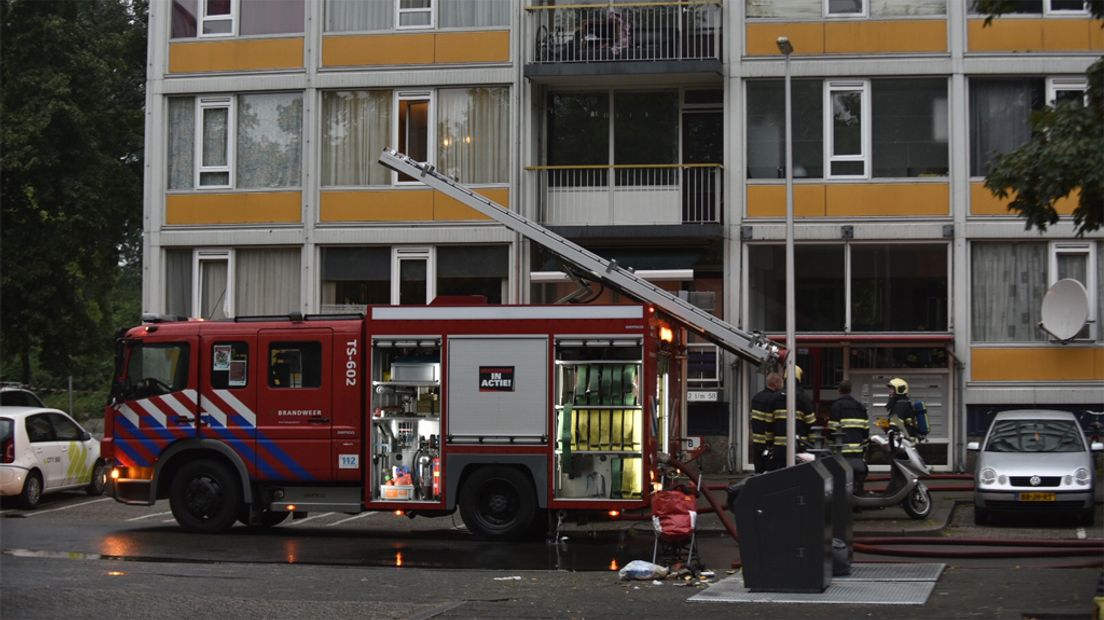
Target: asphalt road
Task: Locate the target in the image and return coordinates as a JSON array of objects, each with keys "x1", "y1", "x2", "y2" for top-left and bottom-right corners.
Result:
[{"x1": 1, "y1": 491, "x2": 1100, "y2": 619}]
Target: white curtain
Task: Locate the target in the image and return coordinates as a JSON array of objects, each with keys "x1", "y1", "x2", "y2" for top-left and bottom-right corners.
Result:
[
  {"x1": 325, "y1": 0, "x2": 392, "y2": 32},
  {"x1": 322, "y1": 91, "x2": 392, "y2": 186},
  {"x1": 164, "y1": 249, "x2": 193, "y2": 317},
  {"x1": 970, "y1": 79, "x2": 1039, "y2": 176},
  {"x1": 439, "y1": 0, "x2": 510, "y2": 28},
  {"x1": 971, "y1": 243, "x2": 1046, "y2": 342},
  {"x1": 235, "y1": 248, "x2": 301, "y2": 316},
  {"x1": 237, "y1": 93, "x2": 302, "y2": 189},
  {"x1": 167, "y1": 98, "x2": 195, "y2": 189},
  {"x1": 200, "y1": 260, "x2": 229, "y2": 320},
  {"x1": 437, "y1": 87, "x2": 509, "y2": 184}
]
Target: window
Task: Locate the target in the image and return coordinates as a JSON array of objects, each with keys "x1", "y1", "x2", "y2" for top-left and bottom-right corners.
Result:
[
  {"x1": 25, "y1": 415, "x2": 54, "y2": 443},
  {"x1": 437, "y1": 88, "x2": 509, "y2": 184},
  {"x1": 394, "y1": 247, "x2": 434, "y2": 304},
  {"x1": 48, "y1": 414, "x2": 84, "y2": 441},
  {"x1": 747, "y1": 244, "x2": 947, "y2": 333},
  {"x1": 1049, "y1": 241, "x2": 1097, "y2": 340},
  {"x1": 268, "y1": 342, "x2": 322, "y2": 388},
  {"x1": 746, "y1": 80, "x2": 823, "y2": 178},
  {"x1": 197, "y1": 97, "x2": 233, "y2": 188},
  {"x1": 825, "y1": 80, "x2": 870, "y2": 178},
  {"x1": 872, "y1": 79, "x2": 949, "y2": 177},
  {"x1": 321, "y1": 91, "x2": 392, "y2": 186},
  {"x1": 396, "y1": 92, "x2": 432, "y2": 183},
  {"x1": 436, "y1": 245, "x2": 508, "y2": 303},
  {"x1": 321, "y1": 247, "x2": 392, "y2": 310},
  {"x1": 172, "y1": 0, "x2": 305, "y2": 38},
  {"x1": 971, "y1": 242, "x2": 1047, "y2": 342},
  {"x1": 1045, "y1": 1, "x2": 1089, "y2": 15},
  {"x1": 124, "y1": 342, "x2": 191, "y2": 399},
  {"x1": 195, "y1": 251, "x2": 231, "y2": 319},
  {"x1": 547, "y1": 92, "x2": 610, "y2": 185},
  {"x1": 397, "y1": 0, "x2": 433, "y2": 29},
  {"x1": 969, "y1": 78, "x2": 1045, "y2": 177},
  {"x1": 211, "y1": 343, "x2": 249, "y2": 389},
  {"x1": 1047, "y1": 77, "x2": 1088, "y2": 106},
  {"x1": 166, "y1": 248, "x2": 298, "y2": 319},
  {"x1": 168, "y1": 93, "x2": 303, "y2": 191},
  {"x1": 613, "y1": 91, "x2": 679, "y2": 186},
  {"x1": 826, "y1": 0, "x2": 866, "y2": 17},
  {"x1": 235, "y1": 248, "x2": 301, "y2": 316},
  {"x1": 439, "y1": 0, "x2": 510, "y2": 28}
]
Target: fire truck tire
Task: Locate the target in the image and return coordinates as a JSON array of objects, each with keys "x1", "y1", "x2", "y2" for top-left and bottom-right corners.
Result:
[
  {"x1": 85, "y1": 460, "x2": 106, "y2": 496},
  {"x1": 459, "y1": 466, "x2": 537, "y2": 541},
  {"x1": 170, "y1": 459, "x2": 242, "y2": 533}
]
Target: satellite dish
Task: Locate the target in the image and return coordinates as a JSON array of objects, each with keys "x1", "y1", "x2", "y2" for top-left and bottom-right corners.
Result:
[{"x1": 1039, "y1": 278, "x2": 1090, "y2": 342}]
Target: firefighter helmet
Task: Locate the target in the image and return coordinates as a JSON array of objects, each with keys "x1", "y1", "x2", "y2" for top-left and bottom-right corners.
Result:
[{"x1": 887, "y1": 377, "x2": 909, "y2": 395}]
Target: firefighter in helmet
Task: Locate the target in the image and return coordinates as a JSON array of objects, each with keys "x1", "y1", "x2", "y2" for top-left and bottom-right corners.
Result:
[
  {"x1": 885, "y1": 377, "x2": 919, "y2": 439},
  {"x1": 829, "y1": 379, "x2": 870, "y2": 493},
  {"x1": 770, "y1": 365, "x2": 816, "y2": 468},
  {"x1": 750, "y1": 372, "x2": 782, "y2": 473}
]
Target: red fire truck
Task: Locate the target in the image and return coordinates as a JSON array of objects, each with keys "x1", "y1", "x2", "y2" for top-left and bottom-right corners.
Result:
[{"x1": 103, "y1": 151, "x2": 780, "y2": 540}]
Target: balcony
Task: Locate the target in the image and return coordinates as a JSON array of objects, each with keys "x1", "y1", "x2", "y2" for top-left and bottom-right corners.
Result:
[
  {"x1": 528, "y1": 164, "x2": 723, "y2": 227},
  {"x1": 525, "y1": 1, "x2": 722, "y2": 77}
]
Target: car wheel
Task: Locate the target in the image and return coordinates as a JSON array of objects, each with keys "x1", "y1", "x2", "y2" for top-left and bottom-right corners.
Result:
[
  {"x1": 973, "y1": 505, "x2": 988, "y2": 526},
  {"x1": 17, "y1": 471, "x2": 43, "y2": 509},
  {"x1": 169, "y1": 460, "x2": 241, "y2": 533},
  {"x1": 85, "y1": 460, "x2": 106, "y2": 496},
  {"x1": 459, "y1": 466, "x2": 537, "y2": 541},
  {"x1": 902, "y1": 483, "x2": 932, "y2": 520}
]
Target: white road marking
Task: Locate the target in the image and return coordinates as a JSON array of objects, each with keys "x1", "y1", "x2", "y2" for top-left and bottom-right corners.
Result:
[
  {"x1": 126, "y1": 511, "x2": 173, "y2": 522},
  {"x1": 24, "y1": 497, "x2": 112, "y2": 516},
  {"x1": 1076, "y1": 527, "x2": 1087, "y2": 539},
  {"x1": 286, "y1": 511, "x2": 334, "y2": 526},
  {"x1": 162, "y1": 518, "x2": 177, "y2": 523},
  {"x1": 330, "y1": 512, "x2": 377, "y2": 526}
]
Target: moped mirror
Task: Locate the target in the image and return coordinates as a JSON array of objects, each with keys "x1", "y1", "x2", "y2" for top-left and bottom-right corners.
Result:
[{"x1": 966, "y1": 441, "x2": 980, "y2": 451}]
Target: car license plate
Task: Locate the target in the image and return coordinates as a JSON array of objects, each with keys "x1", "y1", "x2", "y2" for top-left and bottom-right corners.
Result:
[{"x1": 1018, "y1": 492, "x2": 1056, "y2": 502}]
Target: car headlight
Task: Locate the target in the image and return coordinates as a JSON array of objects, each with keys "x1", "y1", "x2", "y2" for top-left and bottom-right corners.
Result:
[
  {"x1": 979, "y1": 467, "x2": 997, "y2": 485},
  {"x1": 1075, "y1": 467, "x2": 1090, "y2": 485}
]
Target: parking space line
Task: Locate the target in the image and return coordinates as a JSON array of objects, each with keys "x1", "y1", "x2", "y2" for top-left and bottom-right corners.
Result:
[
  {"x1": 162, "y1": 518, "x2": 176, "y2": 523},
  {"x1": 330, "y1": 512, "x2": 376, "y2": 526},
  {"x1": 286, "y1": 512, "x2": 333, "y2": 526},
  {"x1": 127, "y1": 511, "x2": 173, "y2": 522},
  {"x1": 24, "y1": 498, "x2": 112, "y2": 516}
]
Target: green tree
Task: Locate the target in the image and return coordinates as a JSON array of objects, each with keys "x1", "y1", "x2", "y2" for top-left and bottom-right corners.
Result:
[
  {"x1": 976, "y1": 0, "x2": 1104, "y2": 235},
  {"x1": 1, "y1": 0, "x2": 147, "y2": 392}
]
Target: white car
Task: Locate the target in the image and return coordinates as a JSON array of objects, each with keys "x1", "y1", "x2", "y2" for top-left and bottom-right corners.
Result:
[{"x1": 0, "y1": 407, "x2": 105, "y2": 508}]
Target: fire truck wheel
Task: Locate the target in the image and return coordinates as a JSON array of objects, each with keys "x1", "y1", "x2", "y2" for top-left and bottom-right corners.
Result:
[
  {"x1": 170, "y1": 459, "x2": 242, "y2": 533},
  {"x1": 459, "y1": 466, "x2": 537, "y2": 541}
]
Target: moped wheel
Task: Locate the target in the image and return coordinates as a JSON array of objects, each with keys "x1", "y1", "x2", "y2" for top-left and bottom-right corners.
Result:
[{"x1": 902, "y1": 483, "x2": 932, "y2": 520}]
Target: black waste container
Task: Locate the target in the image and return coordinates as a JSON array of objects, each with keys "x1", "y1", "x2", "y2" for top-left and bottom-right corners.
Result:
[
  {"x1": 818, "y1": 454, "x2": 854, "y2": 575},
  {"x1": 733, "y1": 460, "x2": 833, "y2": 593}
]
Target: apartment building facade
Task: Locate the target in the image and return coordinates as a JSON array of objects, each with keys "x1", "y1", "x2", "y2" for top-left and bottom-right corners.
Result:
[{"x1": 143, "y1": 0, "x2": 1104, "y2": 473}]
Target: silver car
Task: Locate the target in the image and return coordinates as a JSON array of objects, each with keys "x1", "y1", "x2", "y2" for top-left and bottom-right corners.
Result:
[{"x1": 969, "y1": 409, "x2": 1101, "y2": 526}]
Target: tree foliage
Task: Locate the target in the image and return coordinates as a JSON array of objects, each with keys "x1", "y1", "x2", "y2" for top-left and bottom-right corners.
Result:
[
  {"x1": 976, "y1": 0, "x2": 1104, "y2": 236},
  {"x1": 1, "y1": 0, "x2": 147, "y2": 390}
]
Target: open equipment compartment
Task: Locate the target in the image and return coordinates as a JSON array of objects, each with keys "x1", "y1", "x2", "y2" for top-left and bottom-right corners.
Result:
[
  {"x1": 554, "y1": 336, "x2": 644, "y2": 500},
  {"x1": 370, "y1": 337, "x2": 442, "y2": 502}
]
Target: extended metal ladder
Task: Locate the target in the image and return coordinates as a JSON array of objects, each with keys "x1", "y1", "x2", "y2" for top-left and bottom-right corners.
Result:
[{"x1": 378, "y1": 149, "x2": 781, "y2": 367}]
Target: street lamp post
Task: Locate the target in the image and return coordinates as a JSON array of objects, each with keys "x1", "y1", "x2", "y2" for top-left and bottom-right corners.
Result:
[{"x1": 776, "y1": 36, "x2": 796, "y2": 468}]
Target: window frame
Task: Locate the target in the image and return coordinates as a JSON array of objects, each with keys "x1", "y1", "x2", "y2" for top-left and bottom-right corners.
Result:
[
  {"x1": 396, "y1": 0, "x2": 434, "y2": 30},
  {"x1": 1044, "y1": 0, "x2": 1089, "y2": 16},
  {"x1": 199, "y1": 0, "x2": 238, "y2": 38},
  {"x1": 824, "y1": 80, "x2": 871, "y2": 179},
  {"x1": 1048, "y1": 241, "x2": 1098, "y2": 341},
  {"x1": 393, "y1": 90, "x2": 434, "y2": 185},
  {"x1": 392, "y1": 246, "x2": 436, "y2": 304},
  {"x1": 1046, "y1": 76, "x2": 1089, "y2": 106},
  {"x1": 192, "y1": 249, "x2": 234, "y2": 319},
  {"x1": 824, "y1": 0, "x2": 868, "y2": 18},
  {"x1": 195, "y1": 96, "x2": 235, "y2": 189}
]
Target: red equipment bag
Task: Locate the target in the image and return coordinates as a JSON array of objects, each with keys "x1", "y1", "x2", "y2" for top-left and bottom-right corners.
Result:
[{"x1": 651, "y1": 489, "x2": 697, "y2": 542}]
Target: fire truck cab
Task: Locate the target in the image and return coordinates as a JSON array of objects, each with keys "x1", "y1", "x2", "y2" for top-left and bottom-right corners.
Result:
[{"x1": 105, "y1": 304, "x2": 681, "y2": 540}]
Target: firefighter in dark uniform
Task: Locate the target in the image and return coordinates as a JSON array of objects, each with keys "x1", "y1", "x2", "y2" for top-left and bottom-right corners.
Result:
[
  {"x1": 750, "y1": 372, "x2": 782, "y2": 473},
  {"x1": 885, "y1": 377, "x2": 919, "y2": 439},
  {"x1": 829, "y1": 379, "x2": 870, "y2": 494},
  {"x1": 771, "y1": 366, "x2": 816, "y2": 468}
]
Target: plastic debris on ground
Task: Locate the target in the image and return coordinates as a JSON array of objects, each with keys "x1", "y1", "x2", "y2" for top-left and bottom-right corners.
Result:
[
  {"x1": 618, "y1": 560, "x2": 670, "y2": 581},
  {"x1": 493, "y1": 576, "x2": 522, "y2": 581}
]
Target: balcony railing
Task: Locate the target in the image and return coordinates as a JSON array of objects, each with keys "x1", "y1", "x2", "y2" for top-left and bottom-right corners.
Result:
[
  {"x1": 527, "y1": 1, "x2": 722, "y2": 64},
  {"x1": 528, "y1": 164, "x2": 723, "y2": 226}
]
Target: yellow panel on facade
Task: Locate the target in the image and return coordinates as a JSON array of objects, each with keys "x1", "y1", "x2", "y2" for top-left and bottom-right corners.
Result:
[
  {"x1": 970, "y1": 181, "x2": 1079, "y2": 216},
  {"x1": 1041, "y1": 19, "x2": 1092, "y2": 50},
  {"x1": 745, "y1": 184, "x2": 826, "y2": 218},
  {"x1": 824, "y1": 182, "x2": 949, "y2": 217},
  {"x1": 824, "y1": 20, "x2": 947, "y2": 54},
  {"x1": 320, "y1": 190, "x2": 434, "y2": 222},
  {"x1": 434, "y1": 31, "x2": 510, "y2": 63},
  {"x1": 322, "y1": 33, "x2": 435, "y2": 67},
  {"x1": 745, "y1": 22, "x2": 825, "y2": 56},
  {"x1": 433, "y1": 188, "x2": 508, "y2": 220},
  {"x1": 967, "y1": 19, "x2": 1045, "y2": 52},
  {"x1": 971, "y1": 347, "x2": 1104, "y2": 382},
  {"x1": 1092, "y1": 20, "x2": 1104, "y2": 49},
  {"x1": 168, "y1": 38, "x2": 304, "y2": 73},
  {"x1": 165, "y1": 192, "x2": 302, "y2": 225}
]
